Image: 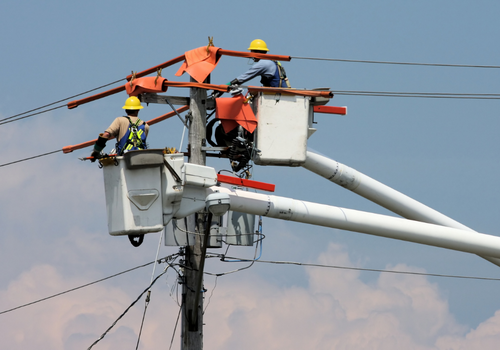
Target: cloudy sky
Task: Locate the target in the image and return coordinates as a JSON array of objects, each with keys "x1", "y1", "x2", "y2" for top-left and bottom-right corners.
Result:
[{"x1": 2, "y1": 1, "x2": 500, "y2": 349}]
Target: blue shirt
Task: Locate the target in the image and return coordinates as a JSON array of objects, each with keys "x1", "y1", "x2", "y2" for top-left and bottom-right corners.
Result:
[{"x1": 236, "y1": 60, "x2": 280, "y2": 87}]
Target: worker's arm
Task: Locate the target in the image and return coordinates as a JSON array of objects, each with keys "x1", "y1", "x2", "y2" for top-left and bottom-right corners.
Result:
[
  {"x1": 233, "y1": 60, "x2": 272, "y2": 84},
  {"x1": 90, "y1": 130, "x2": 115, "y2": 161}
]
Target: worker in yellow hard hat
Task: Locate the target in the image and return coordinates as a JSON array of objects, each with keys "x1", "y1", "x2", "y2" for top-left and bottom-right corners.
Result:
[
  {"x1": 91, "y1": 96, "x2": 150, "y2": 160},
  {"x1": 229, "y1": 39, "x2": 290, "y2": 88}
]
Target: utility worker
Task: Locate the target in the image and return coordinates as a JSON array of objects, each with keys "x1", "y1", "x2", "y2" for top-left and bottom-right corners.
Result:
[
  {"x1": 91, "y1": 96, "x2": 149, "y2": 160},
  {"x1": 229, "y1": 39, "x2": 290, "y2": 88}
]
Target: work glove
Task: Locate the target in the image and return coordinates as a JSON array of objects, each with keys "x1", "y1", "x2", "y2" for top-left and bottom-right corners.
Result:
[
  {"x1": 91, "y1": 135, "x2": 108, "y2": 162},
  {"x1": 90, "y1": 150, "x2": 102, "y2": 162}
]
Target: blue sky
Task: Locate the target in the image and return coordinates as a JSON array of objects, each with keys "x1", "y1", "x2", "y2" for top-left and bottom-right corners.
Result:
[{"x1": 1, "y1": 1, "x2": 500, "y2": 349}]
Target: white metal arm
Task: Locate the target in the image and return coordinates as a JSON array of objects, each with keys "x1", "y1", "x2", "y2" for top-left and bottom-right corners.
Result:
[
  {"x1": 301, "y1": 150, "x2": 500, "y2": 267},
  {"x1": 206, "y1": 186, "x2": 500, "y2": 259}
]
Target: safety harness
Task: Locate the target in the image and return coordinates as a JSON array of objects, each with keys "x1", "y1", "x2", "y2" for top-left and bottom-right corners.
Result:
[
  {"x1": 116, "y1": 116, "x2": 147, "y2": 155},
  {"x1": 261, "y1": 61, "x2": 291, "y2": 88},
  {"x1": 275, "y1": 61, "x2": 291, "y2": 88}
]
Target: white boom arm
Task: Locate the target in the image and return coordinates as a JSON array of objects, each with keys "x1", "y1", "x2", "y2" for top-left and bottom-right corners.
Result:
[
  {"x1": 103, "y1": 150, "x2": 500, "y2": 262},
  {"x1": 206, "y1": 186, "x2": 500, "y2": 259},
  {"x1": 301, "y1": 150, "x2": 500, "y2": 267}
]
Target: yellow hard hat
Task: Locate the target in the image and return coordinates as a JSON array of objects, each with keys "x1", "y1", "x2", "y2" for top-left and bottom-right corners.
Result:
[
  {"x1": 248, "y1": 39, "x2": 269, "y2": 52},
  {"x1": 122, "y1": 96, "x2": 143, "y2": 110}
]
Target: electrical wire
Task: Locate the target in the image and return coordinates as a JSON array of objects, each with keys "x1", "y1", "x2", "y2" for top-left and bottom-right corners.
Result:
[
  {"x1": 1, "y1": 84, "x2": 494, "y2": 170},
  {"x1": 87, "y1": 266, "x2": 170, "y2": 350},
  {"x1": 329, "y1": 90, "x2": 500, "y2": 100},
  {"x1": 134, "y1": 233, "x2": 165, "y2": 350},
  {"x1": 135, "y1": 291, "x2": 151, "y2": 350},
  {"x1": 2, "y1": 55, "x2": 499, "y2": 127},
  {"x1": 5, "y1": 251, "x2": 497, "y2": 320},
  {"x1": 204, "y1": 235, "x2": 265, "y2": 277},
  {"x1": 0, "y1": 260, "x2": 157, "y2": 316},
  {"x1": 0, "y1": 79, "x2": 125, "y2": 124},
  {"x1": 220, "y1": 257, "x2": 500, "y2": 282},
  {"x1": 169, "y1": 303, "x2": 183, "y2": 350},
  {"x1": 237, "y1": 84, "x2": 500, "y2": 100},
  {"x1": 203, "y1": 276, "x2": 218, "y2": 314},
  {"x1": 0, "y1": 105, "x2": 67, "y2": 126},
  {"x1": 330, "y1": 86, "x2": 494, "y2": 99},
  {"x1": 0, "y1": 149, "x2": 62, "y2": 168},
  {"x1": 291, "y1": 56, "x2": 500, "y2": 69}
]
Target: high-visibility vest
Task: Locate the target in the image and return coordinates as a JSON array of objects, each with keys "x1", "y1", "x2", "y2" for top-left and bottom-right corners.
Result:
[{"x1": 116, "y1": 117, "x2": 148, "y2": 155}]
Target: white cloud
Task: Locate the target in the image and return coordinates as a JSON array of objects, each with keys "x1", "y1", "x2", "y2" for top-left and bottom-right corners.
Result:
[
  {"x1": 0, "y1": 263, "x2": 181, "y2": 350},
  {"x1": 2, "y1": 243, "x2": 500, "y2": 349},
  {"x1": 202, "y1": 244, "x2": 481, "y2": 350},
  {"x1": 436, "y1": 310, "x2": 500, "y2": 349}
]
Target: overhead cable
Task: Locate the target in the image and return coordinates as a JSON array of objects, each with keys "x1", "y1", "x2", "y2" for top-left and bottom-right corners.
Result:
[
  {"x1": 0, "y1": 79, "x2": 124, "y2": 125},
  {"x1": 330, "y1": 90, "x2": 500, "y2": 99},
  {"x1": 87, "y1": 266, "x2": 171, "y2": 350},
  {"x1": 0, "y1": 260, "x2": 156, "y2": 316},
  {"x1": 2, "y1": 55, "x2": 499, "y2": 124},
  {"x1": 0, "y1": 149, "x2": 62, "y2": 168},
  {"x1": 169, "y1": 304, "x2": 183, "y2": 350},
  {"x1": 0, "y1": 105, "x2": 67, "y2": 126},
  {"x1": 3, "y1": 253, "x2": 497, "y2": 320},
  {"x1": 292, "y1": 56, "x2": 500, "y2": 69},
  {"x1": 220, "y1": 256, "x2": 500, "y2": 282},
  {"x1": 1, "y1": 106, "x2": 191, "y2": 169},
  {"x1": 135, "y1": 233, "x2": 165, "y2": 350}
]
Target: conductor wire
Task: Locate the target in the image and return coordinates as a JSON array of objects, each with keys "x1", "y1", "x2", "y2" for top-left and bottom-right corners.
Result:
[
  {"x1": 135, "y1": 232, "x2": 165, "y2": 350},
  {"x1": 291, "y1": 56, "x2": 500, "y2": 69}
]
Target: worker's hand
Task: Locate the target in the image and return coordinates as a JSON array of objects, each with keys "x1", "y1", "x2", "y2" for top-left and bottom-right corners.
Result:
[
  {"x1": 90, "y1": 150, "x2": 101, "y2": 162},
  {"x1": 228, "y1": 78, "x2": 240, "y2": 86}
]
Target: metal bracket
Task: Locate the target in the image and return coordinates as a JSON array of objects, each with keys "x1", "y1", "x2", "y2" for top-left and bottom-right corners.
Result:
[
  {"x1": 201, "y1": 146, "x2": 228, "y2": 152},
  {"x1": 141, "y1": 93, "x2": 189, "y2": 127},
  {"x1": 141, "y1": 93, "x2": 190, "y2": 106}
]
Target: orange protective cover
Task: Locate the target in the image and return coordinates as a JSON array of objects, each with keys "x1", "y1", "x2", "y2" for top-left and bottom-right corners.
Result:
[
  {"x1": 215, "y1": 94, "x2": 257, "y2": 133},
  {"x1": 125, "y1": 76, "x2": 167, "y2": 96},
  {"x1": 175, "y1": 46, "x2": 221, "y2": 83}
]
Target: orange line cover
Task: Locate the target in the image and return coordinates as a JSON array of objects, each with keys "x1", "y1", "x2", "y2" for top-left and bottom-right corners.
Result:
[
  {"x1": 162, "y1": 81, "x2": 229, "y2": 92},
  {"x1": 218, "y1": 49, "x2": 291, "y2": 62},
  {"x1": 126, "y1": 76, "x2": 167, "y2": 96},
  {"x1": 63, "y1": 105, "x2": 189, "y2": 153},
  {"x1": 67, "y1": 55, "x2": 185, "y2": 109},
  {"x1": 175, "y1": 46, "x2": 221, "y2": 83},
  {"x1": 247, "y1": 86, "x2": 333, "y2": 98}
]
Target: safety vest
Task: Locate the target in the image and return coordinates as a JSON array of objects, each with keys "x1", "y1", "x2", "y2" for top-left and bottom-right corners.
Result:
[
  {"x1": 261, "y1": 61, "x2": 291, "y2": 88},
  {"x1": 116, "y1": 117, "x2": 147, "y2": 155}
]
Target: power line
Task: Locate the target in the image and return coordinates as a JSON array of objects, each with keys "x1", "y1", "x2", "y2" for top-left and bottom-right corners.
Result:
[
  {"x1": 0, "y1": 149, "x2": 62, "y2": 168},
  {"x1": 169, "y1": 304, "x2": 182, "y2": 350},
  {"x1": 292, "y1": 56, "x2": 500, "y2": 69},
  {"x1": 0, "y1": 260, "x2": 156, "y2": 316},
  {"x1": 0, "y1": 105, "x2": 67, "y2": 126},
  {"x1": 330, "y1": 90, "x2": 500, "y2": 99},
  {"x1": 220, "y1": 256, "x2": 500, "y2": 282},
  {"x1": 87, "y1": 266, "x2": 171, "y2": 350},
  {"x1": 0, "y1": 79, "x2": 125, "y2": 124},
  {"x1": 236, "y1": 85, "x2": 500, "y2": 100},
  {"x1": 2, "y1": 68, "x2": 499, "y2": 129},
  {"x1": 3, "y1": 252, "x2": 498, "y2": 322}
]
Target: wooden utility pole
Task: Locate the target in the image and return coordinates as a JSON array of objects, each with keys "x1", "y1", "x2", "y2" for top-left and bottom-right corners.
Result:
[{"x1": 181, "y1": 78, "x2": 207, "y2": 350}]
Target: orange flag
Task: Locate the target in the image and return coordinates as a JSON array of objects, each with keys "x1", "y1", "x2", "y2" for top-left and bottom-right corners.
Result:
[
  {"x1": 125, "y1": 76, "x2": 167, "y2": 96},
  {"x1": 175, "y1": 46, "x2": 221, "y2": 83},
  {"x1": 216, "y1": 94, "x2": 257, "y2": 133}
]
